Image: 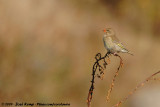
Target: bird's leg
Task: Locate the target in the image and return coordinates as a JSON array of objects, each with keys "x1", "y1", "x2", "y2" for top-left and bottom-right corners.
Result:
[{"x1": 113, "y1": 52, "x2": 117, "y2": 56}]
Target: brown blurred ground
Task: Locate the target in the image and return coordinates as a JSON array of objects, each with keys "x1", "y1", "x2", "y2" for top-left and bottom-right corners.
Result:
[{"x1": 0, "y1": 0, "x2": 160, "y2": 107}]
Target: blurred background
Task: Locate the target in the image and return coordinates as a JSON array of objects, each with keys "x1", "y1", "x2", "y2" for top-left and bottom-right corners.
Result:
[{"x1": 0, "y1": 0, "x2": 160, "y2": 107}]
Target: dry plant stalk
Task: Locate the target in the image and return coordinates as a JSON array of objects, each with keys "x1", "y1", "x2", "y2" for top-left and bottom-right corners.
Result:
[
  {"x1": 106, "y1": 54, "x2": 123, "y2": 102},
  {"x1": 87, "y1": 53, "x2": 160, "y2": 107},
  {"x1": 112, "y1": 71, "x2": 160, "y2": 107},
  {"x1": 151, "y1": 78, "x2": 160, "y2": 81},
  {"x1": 87, "y1": 52, "x2": 111, "y2": 107},
  {"x1": 87, "y1": 52, "x2": 123, "y2": 107}
]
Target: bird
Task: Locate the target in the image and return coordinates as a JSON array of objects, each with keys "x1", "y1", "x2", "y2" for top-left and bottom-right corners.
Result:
[{"x1": 103, "y1": 28, "x2": 133, "y2": 56}]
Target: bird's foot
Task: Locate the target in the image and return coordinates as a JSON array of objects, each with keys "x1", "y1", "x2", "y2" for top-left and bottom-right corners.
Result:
[{"x1": 113, "y1": 52, "x2": 118, "y2": 56}]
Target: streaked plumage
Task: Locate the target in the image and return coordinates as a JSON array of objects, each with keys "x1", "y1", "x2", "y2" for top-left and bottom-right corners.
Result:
[{"x1": 103, "y1": 28, "x2": 133, "y2": 55}]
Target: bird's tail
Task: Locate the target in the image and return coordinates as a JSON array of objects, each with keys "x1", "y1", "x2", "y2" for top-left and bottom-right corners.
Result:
[
  {"x1": 122, "y1": 49, "x2": 134, "y2": 56},
  {"x1": 127, "y1": 51, "x2": 134, "y2": 56}
]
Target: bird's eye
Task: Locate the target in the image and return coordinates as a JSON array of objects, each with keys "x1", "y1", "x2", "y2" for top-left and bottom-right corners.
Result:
[{"x1": 107, "y1": 30, "x2": 110, "y2": 33}]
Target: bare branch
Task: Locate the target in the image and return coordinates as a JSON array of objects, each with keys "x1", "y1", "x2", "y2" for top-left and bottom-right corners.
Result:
[
  {"x1": 112, "y1": 71, "x2": 160, "y2": 107},
  {"x1": 106, "y1": 54, "x2": 123, "y2": 102},
  {"x1": 87, "y1": 52, "x2": 111, "y2": 107}
]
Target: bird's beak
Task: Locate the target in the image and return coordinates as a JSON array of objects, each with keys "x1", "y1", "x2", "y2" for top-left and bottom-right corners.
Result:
[{"x1": 103, "y1": 29, "x2": 106, "y2": 33}]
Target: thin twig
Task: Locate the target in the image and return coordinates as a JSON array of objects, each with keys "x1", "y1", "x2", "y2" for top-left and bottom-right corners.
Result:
[
  {"x1": 151, "y1": 78, "x2": 160, "y2": 81},
  {"x1": 106, "y1": 54, "x2": 123, "y2": 102},
  {"x1": 112, "y1": 71, "x2": 160, "y2": 107}
]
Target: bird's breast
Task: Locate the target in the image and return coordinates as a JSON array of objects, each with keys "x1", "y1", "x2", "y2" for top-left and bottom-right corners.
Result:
[{"x1": 103, "y1": 37, "x2": 114, "y2": 49}]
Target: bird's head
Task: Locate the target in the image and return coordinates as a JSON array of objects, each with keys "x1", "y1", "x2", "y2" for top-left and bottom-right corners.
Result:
[{"x1": 103, "y1": 28, "x2": 115, "y2": 36}]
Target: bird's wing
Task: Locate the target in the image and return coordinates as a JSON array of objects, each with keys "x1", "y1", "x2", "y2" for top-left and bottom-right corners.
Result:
[
  {"x1": 110, "y1": 35, "x2": 120, "y2": 43},
  {"x1": 111, "y1": 35, "x2": 127, "y2": 49},
  {"x1": 117, "y1": 43, "x2": 126, "y2": 50}
]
